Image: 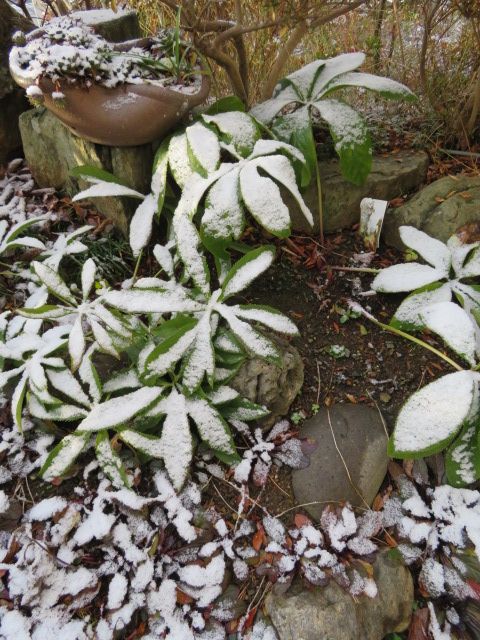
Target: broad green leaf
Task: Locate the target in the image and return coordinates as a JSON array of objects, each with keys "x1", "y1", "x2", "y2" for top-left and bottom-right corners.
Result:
[
  {"x1": 129, "y1": 193, "x2": 158, "y2": 257},
  {"x1": 221, "y1": 246, "x2": 275, "y2": 300},
  {"x1": 186, "y1": 122, "x2": 220, "y2": 177},
  {"x1": 250, "y1": 84, "x2": 299, "y2": 124},
  {"x1": 70, "y1": 165, "x2": 129, "y2": 185},
  {"x1": 220, "y1": 397, "x2": 269, "y2": 421},
  {"x1": 32, "y1": 261, "x2": 76, "y2": 305},
  {"x1": 186, "y1": 396, "x2": 236, "y2": 455},
  {"x1": 168, "y1": 132, "x2": 194, "y2": 188},
  {"x1": 420, "y1": 302, "x2": 476, "y2": 366},
  {"x1": 388, "y1": 371, "x2": 479, "y2": 458},
  {"x1": 252, "y1": 155, "x2": 313, "y2": 228},
  {"x1": 77, "y1": 386, "x2": 162, "y2": 432},
  {"x1": 202, "y1": 112, "x2": 260, "y2": 158},
  {"x1": 103, "y1": 287, "x2": 204, "y2": 314},
  {"x1": 151, "y1": 135, "x2": 171, "y2": 216},
  {"x1": 173, "y1": 214, "x2": 210, "y2": 296},
  {"x1": 372, "y1": 263, "x2": 445, "y2": 293},
  {"x1": 96, "y1": 430, "x2": 131, "y2": 489},
  {"x1": 3, "y1": 215, "x2": 47, "y2": 244},
  {"x1": 16, "y1": 305, "x2": 69, "y2": 319},
  {"x1": 310, "y1": 52, "x2": 365, "y2": 99},
  {"x1": 399, "y1": 226, "x2": 450, "y2": 274},
  {"x1": 118, "y1": 429, "x2": 164, "y2": 458},
  {"x1": 201, "y1": 168, "x2": 244, "y2": 242},
  {"x1": 283, "y1": 59, "x2": 327, "y2": 100},
  {"x1": 81, "y1": 258, "x2": 96, "y2": 300},
  {"x1": 29, "y1": 394, "x2": 87, "y2": 421},
  {"x1": 445, "y1": 419, "x2": 480, "y2": 487},
  {"x1": 146, "y1": 323, "x2": 198, "y2": 376},
  {"x1": 156, "y1": 388, "x2": 192, "y2": 490},
  {"x1": 217, "y1": 304, "x2": 281, "y2": 363},
  {"x1": 41, "y1": 432, "x2": 90, "y2": 480},
  {"x1": 103, "y1": 370, "x2": 141, "y2": 393},
  {"x1": 47, "y1": 366, "x2": 91, "y2": 407},
  {"x1": 72, "y1": 181, "x2": 144, "y2": 202},
  {"x1": 206, "y1": 96, "x2": 246, "y2": 114},
  {"x1": 321, "y1": 72, "x2": 416, "y2": 102},
  {"x1": 313, "y1": 98, "x2": 372, "y2": 185},
  {"x1": 69, "y1": 315, "x2": 85, "y2": 371},
  {"x1": 390, "y1": 282, "x2": 452, "y2": 330},
  {"x1": 233, "y1": 304, "x2": 299, "y2": 335}
]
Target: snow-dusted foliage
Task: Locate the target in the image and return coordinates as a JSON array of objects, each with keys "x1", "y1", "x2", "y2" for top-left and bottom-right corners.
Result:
[
  {"x1": 73, "y1": 111, "x2": 314, "y2": 258},
  {"x1": 10, "y1": 16, "x2": 202, "y2": 92},
  {"x1": 365, "y1": 226, "x2": 480, "y2": 485},
  {"x1": 384, "y1": 474, "x2": 480, "y2": 604},
  {"x1": 251, "y1": 52, "x2": 415, "y2": 186}
]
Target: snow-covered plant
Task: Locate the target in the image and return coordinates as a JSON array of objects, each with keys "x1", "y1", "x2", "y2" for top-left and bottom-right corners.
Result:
[
  {"x1": 257, "y1": 508, "x2": 381, "y2": 596},
  {"x1": 39, "y1": 224, "x2": 93, "y2": 270},
  {"x1": 384, "y1": 475, "x2": 480, "y2": 603},
  {"x1": 364, "y1": 226, "x2": 480, "y2": 485},
  {"x1": 72, "y1": 109, "x2": 313, "y2": 259},
  {"x1": 232, "y1": 419, "x2": 311, "y2": 486},
  {"x1": 251, "y1": 52, "x2": 415, "y2": 187}
]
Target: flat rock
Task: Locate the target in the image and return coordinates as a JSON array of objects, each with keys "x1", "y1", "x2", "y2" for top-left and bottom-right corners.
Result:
[
  {"x1": 265, "y1": 550, "x2": 413, "y2": 640},
  {"x1": 230, "y1": 335, "x2": 304, "y2": 429},
  {"x1": 292, "y1": 404, "x2": 388, "y2": 515},
  {"x1": 72, "y1": 9, "x2": 141, "y2": 42},
  {"x1": 288, "y1": 150, "x2": 429, "y2": 234},
  {"x1": 19, "y1": 107, "x2": 156, "y2": 234},
  {"x1": 383, "y1": 174, "x2": 480, "y2": 248}
]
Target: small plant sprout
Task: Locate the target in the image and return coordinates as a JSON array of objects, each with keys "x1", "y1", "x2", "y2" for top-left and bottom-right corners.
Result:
[{"x1": 251, "y1": 53, "x2": 415, "y2": 239}]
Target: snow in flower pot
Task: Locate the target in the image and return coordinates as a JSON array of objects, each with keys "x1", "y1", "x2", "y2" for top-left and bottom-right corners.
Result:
[{"x1": 9, "y1": 16, "x2": 211, "y2": 146}]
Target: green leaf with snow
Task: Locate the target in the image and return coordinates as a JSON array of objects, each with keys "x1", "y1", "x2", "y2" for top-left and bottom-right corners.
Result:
[
  {"x1": 420, "y1": 302, "x2": 477, "y2": 366},
  {"x1": 70, "y1": 165, "x2": 129, "y2": 186},
  {"x1": 445, "y1": 419, "x2": 480, "y2": 487},
  {"x1": 388, "y1": 371, "x2": 479, "y2": 458},
  {"x1": 96, "y1": 430, "x2": 131, "y2": 489},
  {"x1": 221, "y1": 246, "x2": 275, "y2": 300},
  {"x1": 40, "y1": 432, "x2": 90, "y2": 481},
  {"x1": 201, "y1": 111, "x2": 260, "y2": 158}
]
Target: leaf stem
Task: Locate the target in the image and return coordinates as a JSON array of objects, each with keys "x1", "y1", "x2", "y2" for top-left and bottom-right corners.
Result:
[
  {"x1": 314, "y1": 157, "x2": 324, "y2": 245},
  {"x1": 132, "y1": 250, "x2": 143, "y2": 284},
  {"x1": 327, "y1": 265, "x2": 380, "y2": 274},
  {"x1": 367, "y1": 313, "x2": 464, "y2": 372}
]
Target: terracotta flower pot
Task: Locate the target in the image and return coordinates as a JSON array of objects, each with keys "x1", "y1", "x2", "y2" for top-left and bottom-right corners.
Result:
[{"x1": 10, "y1": 71, "x2": 211, "y2": 147}]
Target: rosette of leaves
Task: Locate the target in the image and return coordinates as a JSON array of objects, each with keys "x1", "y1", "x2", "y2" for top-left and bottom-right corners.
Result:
[
  {"x1": 71, "y1": 108, "x2": 313, "y2": 260},
  {"x1": 251, "y1": 52, "x2": 415, "y2": 187},
  {"x1": 18, "y1": 258, "x2": 134, "y2": 370}
]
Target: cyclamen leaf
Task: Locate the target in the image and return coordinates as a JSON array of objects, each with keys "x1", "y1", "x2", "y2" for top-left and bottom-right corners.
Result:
[
  {"x1": 186, "y1": 397, "x2": 235, "y2": 455},
  {"x1": 32, "y1": 261, "x2": 76, "y2": 304},
  {"x1": 420, "y1": 302, "x2": 476, "y2": 366},
  {"x1": 233, "y1": 304, "x2": 299, "y2": 335},
  {"x1": 96, "y1": 430, "x2": 131, "y2": 489},
  {"x1": 41, "y1": 432, "x2": 90, "y2": 481},
  {"x1": 77, "y1": 386, "x2": 162, "y2": 432},
  {"x1": 202, "y1": 112, "x2": 260, "y2": 158},
  {"x1": 81, "y1": 258, "x2": 96, "y2": 300},
  {"x1": 389, "y1": 371, "x2": 479, "y2": 458},
  {"x1": 221, "y1": 246, "x2": 275, "y2": 299},
  {"x1": 399, "y1": 226, "x2": 450, "y2": 274},
  {"x1": 445, "y1": 420, "x2": 480, "y2": 487},
  {"x1": 72, "y1": 181, "x2": 144, "y2": 202},
  {"x1": 129, "y1": 193, "x2": 158, "y2": 257},
  {"x1": 186, "y1": 122, "x2": 220, "y2": 177},
  {"x1": 372, "y1": 263, "x2": 445, "y2": 293}
]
